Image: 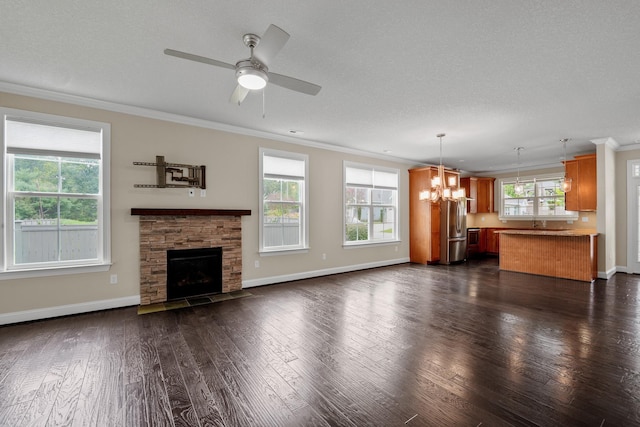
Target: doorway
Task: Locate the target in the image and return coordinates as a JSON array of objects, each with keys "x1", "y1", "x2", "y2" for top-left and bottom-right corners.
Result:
[{"x1": 627, "y1": 160, "x2": 640, "y2": 273}]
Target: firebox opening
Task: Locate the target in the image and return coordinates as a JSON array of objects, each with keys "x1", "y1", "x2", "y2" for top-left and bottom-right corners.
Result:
[{"x1": 167, "y1": 247, "x2": 222, "y2": 301}]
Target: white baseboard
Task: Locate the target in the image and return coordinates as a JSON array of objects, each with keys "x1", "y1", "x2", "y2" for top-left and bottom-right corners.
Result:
[
  {"x1": 0, "y1": 295, "x2": 140, "y2": 326},
  {"x1": 615, "y1": 265, "x2": 629, "y2": 274},
  {"x1": 242, "y1": 257, "x2": 410, "y2": 288},
  {"x1": 597, "y1": 266, "x2": 617, "y2": 280}
]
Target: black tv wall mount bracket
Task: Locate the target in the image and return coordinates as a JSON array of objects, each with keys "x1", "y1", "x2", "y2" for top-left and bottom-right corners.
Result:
[{"x1": 133, "y1": 155, "x2": 206, "y2": 189}]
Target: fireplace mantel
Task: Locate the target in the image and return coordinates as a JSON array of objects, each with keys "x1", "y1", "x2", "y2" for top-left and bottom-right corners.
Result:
[{"x1": 131, "y1": 208, "x2": 251, "y2": 216}]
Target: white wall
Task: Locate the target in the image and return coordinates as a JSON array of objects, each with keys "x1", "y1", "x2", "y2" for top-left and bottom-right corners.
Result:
[{"x1": 0, "y1": 91, "x2": 411, "y2": 321}]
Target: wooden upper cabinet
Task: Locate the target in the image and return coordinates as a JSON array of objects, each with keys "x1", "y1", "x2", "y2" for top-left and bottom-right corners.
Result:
[
  {"x1": 460, "y1": 177, "x2": 477, "y2": 213},
  {"x1": 564, "y1": 161, "x2": 579, "y2": 210},
  {"x1": 476, "y1": 178, "x2": 495, "y2": 213},
  {"x1": 408, "y1": 166, "x2": 459, "y2": 263},
  {"x1": 564, "y1": 153, "x2": 596, "y2": 212},
  {"x1": 460, "y1": 177, "x2": 495, "y2": 213}
]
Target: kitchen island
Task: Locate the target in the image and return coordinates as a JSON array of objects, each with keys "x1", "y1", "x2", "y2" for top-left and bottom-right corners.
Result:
[{"x1": 497, "y1": 229, "x2": 598, "y2": 282}]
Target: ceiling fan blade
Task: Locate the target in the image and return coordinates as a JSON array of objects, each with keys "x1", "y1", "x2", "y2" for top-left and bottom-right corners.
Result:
[
  {"x1": 253, "y1": 25, "x2": 290, "y2": 67},
  {"x1": 164, "y1": 48, "x2": 235, "y2": 70},
  {"x1": 229, "y1": 85, "x2": 250, "y2": 105},
  {"x1": 268, "y1": 72, "x2": 321, "y2": 96}
]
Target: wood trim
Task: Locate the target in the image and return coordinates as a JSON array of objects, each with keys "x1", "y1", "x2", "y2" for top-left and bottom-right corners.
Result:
[{"x1": 131, "y1": 208, "x2": 251, "y2": 216}]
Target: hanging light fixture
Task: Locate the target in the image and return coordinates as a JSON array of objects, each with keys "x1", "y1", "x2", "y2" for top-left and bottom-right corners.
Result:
[
  {"x1": 514, "y1": 147, "x2": 524, "y2": 195},
  {"x1": 419, "y1": 133, "x2": 465, "y2": 202},
  {"x1": 560, "y1": 138, "x2": 572, "y2": 192}
]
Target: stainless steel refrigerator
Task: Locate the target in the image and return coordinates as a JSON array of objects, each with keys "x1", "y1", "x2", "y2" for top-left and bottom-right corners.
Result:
[{"x1": 440, "y1": 199, "x2": 467, "y2": 264}]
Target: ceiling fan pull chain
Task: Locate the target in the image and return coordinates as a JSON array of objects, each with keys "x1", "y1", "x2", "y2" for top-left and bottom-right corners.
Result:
[{"x1": 262, "y1": 87, "x2": 266, "y2": 119}]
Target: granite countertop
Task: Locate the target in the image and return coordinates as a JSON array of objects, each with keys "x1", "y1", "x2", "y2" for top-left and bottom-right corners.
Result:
[{"x1": 495, "y1": 229, "x2": 597, "y2": 237}]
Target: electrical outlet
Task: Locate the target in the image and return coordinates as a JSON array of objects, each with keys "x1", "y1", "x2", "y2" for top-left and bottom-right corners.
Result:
[
  {"x1": 322, "y1": 253, "x2": 326, "y2": 260},
  {"x1": 200, "y1": 189, "x2": 206, "y2": 197},
  {"x1": 582, "y1": 216, "x2": 589, "y2": 222},
  {"x1": 254, "y1": 260, "x2": 260, "y2": 268},
  {"x1": 110, "y1": 274, "x2": 118, "y2": 284}
]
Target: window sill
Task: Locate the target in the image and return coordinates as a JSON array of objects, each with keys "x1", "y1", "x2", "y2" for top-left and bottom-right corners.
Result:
[
  {"x1": 259, "y1": 248, "x2": 310, "y2": 256},
  {"x1": 0, "y1": 262, "x2": 112, "y2": 281},
  {"x1": 343, "y1": 240, "x2": 401, "y2": 248}
]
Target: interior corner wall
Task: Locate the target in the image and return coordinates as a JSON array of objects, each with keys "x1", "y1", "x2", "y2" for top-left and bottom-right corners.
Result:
[
  {"x1": 0, "y1": 91, "x2": 410, "y2": 318},
  {"x1": 595, "y1": 142, "x2": 616, "y2": 277}
]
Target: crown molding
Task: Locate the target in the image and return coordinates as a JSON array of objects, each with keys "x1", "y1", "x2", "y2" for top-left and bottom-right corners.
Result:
[{"x1": 0, "y1": 81, "x2": 416, "y2": 166}]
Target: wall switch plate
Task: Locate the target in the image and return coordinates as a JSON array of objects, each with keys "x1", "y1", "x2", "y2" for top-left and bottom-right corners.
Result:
[
  {"x1": 254, "y1": 260, "x2": 260, "y2": 268},
  {"x1": 322, "y1": 253, "x2": 326, "y2": 260},
  {"x1": 188, "y1": 188, "x2": 195, "y2": 197},
  {"x1": 110, "y1": 274, "x2": 118, "y2": 284},
  {"x1": 200, "y1": 189, "x2": 206, "y2": 197}
]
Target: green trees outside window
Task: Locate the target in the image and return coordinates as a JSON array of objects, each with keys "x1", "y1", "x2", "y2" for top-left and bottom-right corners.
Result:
[{"x1": 14, "y1": 156, "x2": 99, "y2": 224}]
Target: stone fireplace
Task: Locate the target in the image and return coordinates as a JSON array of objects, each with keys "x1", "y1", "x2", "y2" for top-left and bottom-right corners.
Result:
[{"x1": 131, "y1": 208, "x2": 251, "y2": 305}]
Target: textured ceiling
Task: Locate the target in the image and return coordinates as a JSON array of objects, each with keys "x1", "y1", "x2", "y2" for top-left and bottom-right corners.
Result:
[{"x1": 2, "y1": 1, "x2": 640, "y2": 173}]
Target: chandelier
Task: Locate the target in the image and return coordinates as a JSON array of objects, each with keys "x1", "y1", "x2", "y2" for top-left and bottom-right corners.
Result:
[
  {"x1": 419, "y1": 133, "x2": 465, "y2": 202},
  {"x1": 560, "y1": 138, "x2": 572, "y2": 192},
  {"x1": 514, "y1": 147, "x2": 524, "y2": 195}
]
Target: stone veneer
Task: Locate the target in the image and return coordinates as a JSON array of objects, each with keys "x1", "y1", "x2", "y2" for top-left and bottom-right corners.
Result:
[{"x1": 133, "y1": 209, "x2": 249, "y2": 305}]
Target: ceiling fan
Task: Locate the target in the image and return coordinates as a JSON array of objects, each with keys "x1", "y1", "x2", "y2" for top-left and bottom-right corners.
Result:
[{"x1": 164, "y1": 24, "x2": 322, "y2": 105}]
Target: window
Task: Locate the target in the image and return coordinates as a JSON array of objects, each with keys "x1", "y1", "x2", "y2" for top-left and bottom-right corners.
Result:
[
  {"x1": 344, "y1": 162, "x2": 399, "y2": 245},
  {"x1": 259, "y1": 148, "x2": 308, "y2": 253},
  {"x1": 499, "y1": 173, "x2": 577, "y2": 220},
  {"x1": 1, "y1": 108, "x2": 110, "y2": 275}
]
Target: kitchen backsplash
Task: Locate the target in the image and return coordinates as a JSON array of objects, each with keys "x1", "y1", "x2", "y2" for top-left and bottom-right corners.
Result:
[{"x1": 467, "y1": 212, "x2": 597, "y2": 229}]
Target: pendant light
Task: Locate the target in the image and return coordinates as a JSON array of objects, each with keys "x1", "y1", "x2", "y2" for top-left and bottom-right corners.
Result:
[
  {"x1": 560, "y1": 138, "x2": 572, "y2": 193},
  {"x1": 514, "y1": 147, "x2": 524, "y2": 195},
  {"x1": 418, "y1": 133, "x2": 465, "y2": 202}
]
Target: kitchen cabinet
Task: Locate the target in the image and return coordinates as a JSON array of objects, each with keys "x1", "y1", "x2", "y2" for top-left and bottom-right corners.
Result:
[
  {"x1": 460, "y1": 177, "x2": 495, "y2": 213},
  {"x1": 409, "y1": 166, "x2": 460, "y2": 263},
  {"x1": 478, "y1": 228, "x2": 487, "y2": 253},
  {"x1": 477, "y1": 178, "x2": 495, "y2": 213},
  {"x1": 564, "y1": 153, "x2": 596, "y2": 212},
  {"x1": 460, "y1": 177, "x2": 477, "y2": 213},
  {"x1": 485, "y1": 228, "x2": 501, "y2": 255}
]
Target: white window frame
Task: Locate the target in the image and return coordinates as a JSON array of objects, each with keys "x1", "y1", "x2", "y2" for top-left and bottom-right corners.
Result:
[
  {"x1": 0, "y1": 108, "x2": 111, "y2": 279},
  {"x1": 343, "y1": 161, "x2": 400, "y2": 246},
  {"x1": 498, "y1": 173, "x2": 578, "y2": 221},
  {"x1": 259, "y1": 148, "x2": 309, "y2": 254}
]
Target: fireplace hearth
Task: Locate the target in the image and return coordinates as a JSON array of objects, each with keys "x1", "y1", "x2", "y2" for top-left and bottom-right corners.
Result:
[{"x1": 167, "y1": 247, "x2": 222, "y2": 300}]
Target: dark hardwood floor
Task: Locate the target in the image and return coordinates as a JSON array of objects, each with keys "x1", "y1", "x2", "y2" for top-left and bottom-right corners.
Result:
[{"x1": 1, "y1": 258, "x2": 640, "y2": 426}]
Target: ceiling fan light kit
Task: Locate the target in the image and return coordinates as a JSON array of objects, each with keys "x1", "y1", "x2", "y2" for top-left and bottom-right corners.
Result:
[{"x1": 236, "y1": 62, "x2": 268, "y2": 90}]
